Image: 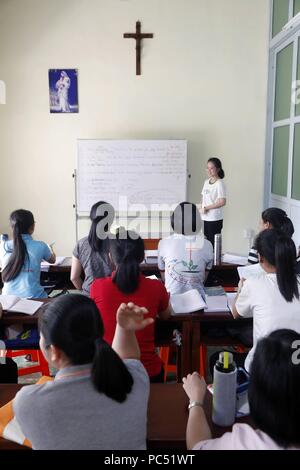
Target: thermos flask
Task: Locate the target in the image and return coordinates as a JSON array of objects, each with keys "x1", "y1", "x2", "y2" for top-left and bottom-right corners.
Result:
[
  {"x1": 214, "y1": 233, "x2": 222, "y2": 265},
  {"x1": 212, "y1": 351, "x2": 237, "y2": 426}
]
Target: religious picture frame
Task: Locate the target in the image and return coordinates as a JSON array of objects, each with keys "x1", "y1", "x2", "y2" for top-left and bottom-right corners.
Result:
[{"x1": 48, "y1": 69, "x2": 79, "y2": 113}]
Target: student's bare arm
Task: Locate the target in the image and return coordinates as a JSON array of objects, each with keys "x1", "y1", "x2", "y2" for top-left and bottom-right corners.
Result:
[{"x1": 70, "y1": 256, "x2": 83, "y2": 290}]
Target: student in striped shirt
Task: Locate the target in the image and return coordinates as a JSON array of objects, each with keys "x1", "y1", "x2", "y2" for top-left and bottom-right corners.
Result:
[{"x1": 248, "y1": 208, "x2": 300, "y2": 273}]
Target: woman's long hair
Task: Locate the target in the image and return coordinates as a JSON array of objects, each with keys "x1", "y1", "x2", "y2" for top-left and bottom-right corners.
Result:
[
  {"x1": 208, "y1": 157, "x2": 225, "y2": 179},
  {"x1": 249, "y1": 329, "x2": 300, "y2": 447},
  {"x1": 110, "y1": 229, "x2": 144, "y2": 294},
  {"x1": 39, "y1": 294, "x2": 133, "y2": 403},
  {"x1": 2, "y1": 209, "x2": 34, "y2": 282},
  {"x1": 256, "y1": 229, "x2": 299, "y2": 302},
  {"x1": 261, "y1": 208, "x2": 294, "y2": 237},
  {"x1": 88, "y1": 201, "x2": 114, "y2": 258}
]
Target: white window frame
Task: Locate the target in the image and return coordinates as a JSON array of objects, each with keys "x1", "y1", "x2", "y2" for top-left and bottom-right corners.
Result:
[{"x1": 265, "y1": 2, "x2": 300, "y2": 246}]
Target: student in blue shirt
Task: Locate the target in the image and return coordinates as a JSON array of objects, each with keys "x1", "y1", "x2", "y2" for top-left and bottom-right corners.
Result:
[{"x1": 0, "y1": 209, "x2": 56, "y2": 298}]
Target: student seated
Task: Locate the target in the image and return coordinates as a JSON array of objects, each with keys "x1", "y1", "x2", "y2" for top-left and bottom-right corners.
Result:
[
  {"x1": 71, "y1": 201, "x2": 114, "y2": 296},
  {"x1": 183, "y1": 329, "x2": 300, "y2": 450},
  {"x1": 0, "y1": 304, "x2": 18, "y2": 383},
  {"x1": 158, "y1": 202, "x2": 213, "y2": 298},
  {"x1": 248, "y1": 207, "x2": 295, "y2": 264},
  {"x1": 12, "y1": 295, "x2": 151, "y2": 450},
  {"x1": 0, "y1": 209, "x2": 55, "y2": 298},
  {"x1": 232, "y1": 228, "x2": 300, "y2": 372},
  {"x1": 90, "y1": 229, "x2": 171, "y2": 382}
]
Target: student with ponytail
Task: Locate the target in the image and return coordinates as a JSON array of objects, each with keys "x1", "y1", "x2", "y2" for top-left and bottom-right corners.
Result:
[
  {"x1": 71, "y1": 201, "x2": 114, "y2": 296},
  {"x1": 0, "y1": 209, "x2": 55, "y2": 298},
  {"x1": 200, "y1": 157, "x2": 226, "y2": 247},
  {"x1": 248, "y1": 207, "x2": 296, "y2": 264},
  {"x1": 12, "y1": 294, "x2": 151, "y2": 450},
  {"x1": 90, "y1": 229, "x2": 171, "y2": 382},
  {"x1": 232, "y1": 229, "x2": 300, "y2": 372}
]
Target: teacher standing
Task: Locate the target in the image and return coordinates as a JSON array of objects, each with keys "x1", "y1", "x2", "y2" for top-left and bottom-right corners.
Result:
[{"x1": 200, "y1": 157, "x2": 226, "y2": 247}]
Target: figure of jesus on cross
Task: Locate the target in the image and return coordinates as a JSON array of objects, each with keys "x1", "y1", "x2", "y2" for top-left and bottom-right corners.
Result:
[{"x1": 123, "y1": 21, "x2": 153, "y2": 75}]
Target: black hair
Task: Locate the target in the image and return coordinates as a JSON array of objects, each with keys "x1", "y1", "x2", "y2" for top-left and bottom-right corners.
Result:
[
  {"x1": 109, "y1": 229, "x2": 144, "y2": 294},
  {"x1": 262, "y1": 207, "x2": 294, "y2": 237},
  {"x1": 170, "y1": 202, "x2": 202, "y2": 235},
  {"x1": 39, "y1": 294, "x2": 133, "y2": 403},
  {"x1": 249, "y1": 329, "x2": 300, "y2": 447},
  {"x1": 2, "y1": 209, "x2": 34, "y2": 283},
  {"x1": 256, "y1": 229, "x2": 299, "y2": 302},
  {"x1": 88, "y1": 201, "x2": 115, "y2": 255},
  {"x1": 207, "y1": 157, "x2": 225, "y2": 179}
]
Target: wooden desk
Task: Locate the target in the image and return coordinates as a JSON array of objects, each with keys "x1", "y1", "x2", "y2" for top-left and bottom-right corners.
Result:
[
  {"x1": 1, "y1": 303, "x2": 250, "y2": 380},
  {"x1": 0, "y1": 382, "x2": 253, "y2": 450},
  {"x1": 39, "y1": 258, "x2": 240, "y2": 290}
]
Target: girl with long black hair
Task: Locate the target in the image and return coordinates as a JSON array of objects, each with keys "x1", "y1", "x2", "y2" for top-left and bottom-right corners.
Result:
[
  {"x1": 71, "y1": 201, "x2": 114, "y2": 295},
  {"x1": 0, "y1": 209, "x2": 55, "y2": 298},
  {"x1": 248, "y1": 207, "x2": 295, "y2": 264},
  {"x1": 183, "y1": 330, "x2": 300, "y2": 450},
  {"x1": 91, "y1": 229, "x2": 171, "y2": 382},
  {"x1": 232, "y1": 228, "x2": 300, "y2": 372},
  {"x1": 12, "y1": 294, "x2": 151, "y2": 450}
]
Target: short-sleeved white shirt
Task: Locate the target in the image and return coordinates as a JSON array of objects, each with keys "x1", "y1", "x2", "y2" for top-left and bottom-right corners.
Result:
[
  {"x1": 235, "y1": 272, "x2": 300, "y2": 372},
  {"x1": 193, "y1": 423, "x2": 299, "y2": 450},
  {"x1": 201, "y1": 179, "x2": 226, "y2": 221},
  {"x1": 158, "y1": 234, "x2": 213, "y2": 298}
]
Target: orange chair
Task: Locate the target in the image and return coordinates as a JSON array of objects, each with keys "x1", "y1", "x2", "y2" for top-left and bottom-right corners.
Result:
[
  {"x1": 159, "y1": 346, "x2": 178, "y2": 382},
  {"x1": 6, "y1": 349, "x2": 50, "y2": 377}
]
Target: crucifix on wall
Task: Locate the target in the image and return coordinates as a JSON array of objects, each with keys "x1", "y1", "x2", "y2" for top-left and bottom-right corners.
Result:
[{"x1": 123, "y1": 21, "x2": 153, "y2": 75}]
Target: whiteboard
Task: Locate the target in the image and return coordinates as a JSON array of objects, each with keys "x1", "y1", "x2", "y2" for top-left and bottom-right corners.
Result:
[{"x1": 76, "y1": 139, "x2": 187, "y2": 214}]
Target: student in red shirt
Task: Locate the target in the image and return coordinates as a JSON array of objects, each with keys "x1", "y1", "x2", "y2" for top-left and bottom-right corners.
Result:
[{"x1": 90, "y1": 229, "x2": 171, "y2": 382}]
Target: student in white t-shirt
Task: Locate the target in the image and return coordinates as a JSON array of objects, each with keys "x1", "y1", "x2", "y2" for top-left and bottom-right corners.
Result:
[
  {"x1": 200, "y1": 157, "x2": 226, "y2": 247},
  {"x1": 158, "y1": 202, "x2": 213, "y2": 299},
  {"x1": 182, "y1": 329, "x2": 300, "y2": 450},
  {"x1": 232, "y1": 228, "x2": 300, "y2": 372}
]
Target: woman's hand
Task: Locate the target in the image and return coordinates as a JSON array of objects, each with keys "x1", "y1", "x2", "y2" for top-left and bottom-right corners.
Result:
[
  {"x1": 182, "y1": 372, "x2": 207, "y2": 403},
  {"x1": 116, "y1": 302, "x2": 153, "y2": 331}
]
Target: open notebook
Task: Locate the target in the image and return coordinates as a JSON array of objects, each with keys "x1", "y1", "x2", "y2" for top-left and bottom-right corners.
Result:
[
  {"x1": 171, "y1": 289, "x2": 232, "y2": 314},
  {"x1": 170, "y1": 289, "x2": 206, "y2": 314},
  {"x1": 0, "y1": 295, "x2": 43, "y2": 315}
]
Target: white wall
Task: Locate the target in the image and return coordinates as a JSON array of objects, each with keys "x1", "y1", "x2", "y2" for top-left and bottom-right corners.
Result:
[{"x1": 0, "y1": 0, "x2": 269, "y2": 255}]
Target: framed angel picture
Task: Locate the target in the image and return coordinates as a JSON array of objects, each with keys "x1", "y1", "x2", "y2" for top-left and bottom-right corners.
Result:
[{"x1": 48, "y1": 69, "x2": 79, "y2": 113}]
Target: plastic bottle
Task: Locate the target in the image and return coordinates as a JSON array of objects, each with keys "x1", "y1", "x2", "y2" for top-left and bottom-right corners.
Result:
[
  {"x1": 214, "y1": 233, "x2": 222, "y2": 265},
  {"x1": 212, "y1": 351, "x2": 237, "y2": 426}
]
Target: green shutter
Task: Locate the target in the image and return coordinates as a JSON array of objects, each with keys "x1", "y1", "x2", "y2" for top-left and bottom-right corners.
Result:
[
  {"x1": 272, "y1": 0, "x2": 290, "y2": 37},
  {"x1": 274, "y1": 43, "x2": 293, "y2": 121},
  {"x1": 294, "y1": 0, "x2": 300, "y2": 15},
  {"x1": 272, "y1": 126, "x2": 290, "y2": 197}
]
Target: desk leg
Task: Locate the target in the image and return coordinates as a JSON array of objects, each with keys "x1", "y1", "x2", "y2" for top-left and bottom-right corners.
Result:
[
  {"x1": 178, "y1": 319, "x2": 192, "y2": 381},
  {"x1": 191, "y1": 318, "x2": 200, "y2": 373}
]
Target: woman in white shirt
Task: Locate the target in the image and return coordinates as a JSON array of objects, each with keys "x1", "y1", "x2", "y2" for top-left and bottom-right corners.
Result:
[
  {"x1": 200, "y1": 158, "x2": 226, "y2": 247},
  {"x1": 232, "y1": 228, "x2": 300, "y2": 372},
  {"x1": 182, "y1": 329, "x2": 300, "y2": 450}
]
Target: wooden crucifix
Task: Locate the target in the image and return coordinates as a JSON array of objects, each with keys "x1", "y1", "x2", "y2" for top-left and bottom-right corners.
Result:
[{"x1": 123, "y1": 21, "x2": 153, "y2": 75}]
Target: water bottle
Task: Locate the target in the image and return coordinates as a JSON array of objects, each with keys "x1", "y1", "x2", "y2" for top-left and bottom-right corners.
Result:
[
  {"x1": 212, "y1": 351, "x2": 237, "y2": 426},
  {"x1": 214, "y1": 233, "x2": 222, "y2": 265},
  {"x1": 0, "y1": 234, "x2": 8, "y2": 243}
]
